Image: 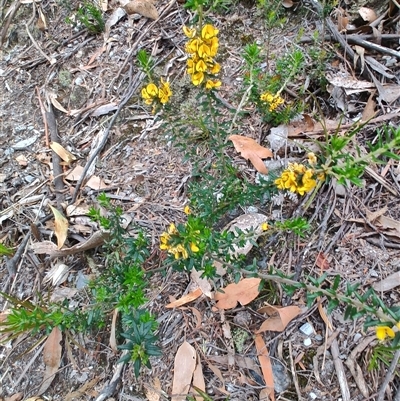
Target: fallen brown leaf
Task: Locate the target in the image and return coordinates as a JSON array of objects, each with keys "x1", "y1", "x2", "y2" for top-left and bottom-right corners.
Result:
[
  {"x1": 50, "y1": 142, "x2": 76, "y2": 164},
  {"x1": 215, "y1": 277, "x2": 261, "y2": 309},
  {"x1": 166, "y1": 288, "x2": 203, "y2": 308},
  {"x1": 124, "y1": 0, "x2": 159, "y2": 19},
  {"x1": 229, "y1": 135, "x2": 273, "y2": 174},
  {"x1": 255, "y1": 334, "x2": 275, "y2": 401},
  {"x1": 38, "y1": 327, "x2": 62, "y2": 395},
  {"x1": 49, "y1": 205, "x2": 68, "y2": 249},
  {"x1": 171, "y1": 341, "x2": 197, "y2": 401},
  {"x1": 256, "y1": 304, "x2": 301, "y2": 333}
]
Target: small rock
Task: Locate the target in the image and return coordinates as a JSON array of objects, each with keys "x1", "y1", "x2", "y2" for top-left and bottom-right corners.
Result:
[
  {"x1": 299, "y1": 322, "x2": 314, "y2": 336},
  {"x1": 304, "y1": 337, "x2": 312, "y2": 347},
  {"x1": 272, "y1": 360, "x2": 291, "y2": 393},
  {"x1": 354, "y1": 333, "x2": 362, "y2": 342}
]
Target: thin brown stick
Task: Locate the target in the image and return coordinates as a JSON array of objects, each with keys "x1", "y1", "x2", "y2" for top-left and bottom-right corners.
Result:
[{"x1": 36, "y1": 86, "x2": 49, "y2": 147}]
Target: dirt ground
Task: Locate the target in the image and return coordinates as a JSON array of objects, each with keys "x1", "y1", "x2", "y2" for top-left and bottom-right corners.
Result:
[{"x1": 1, "y1": 0, "x2": 400, "y2": 400}]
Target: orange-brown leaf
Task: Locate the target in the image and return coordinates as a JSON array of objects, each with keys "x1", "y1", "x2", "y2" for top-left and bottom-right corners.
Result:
[
  {"x1": 229, "y1": 135, "x2": 273, "y2": 174},
  {"x1": 38, "y1": 327, "x2": 62, "y2": 395},
  {"x1": 255, "y1": 334, "x2": 275, "y2": 401},
  {"x1": 214, "y1": 278, "x2": 261, "y2": 309},
  {"x1": 171, "y1": 341, "x2": 197, "y2": 401},
  {"x1": 166, "y1": 288, "x2": 203, "y2": 308},
  {"x1": 256, "y1": 304, "x2": 301, "y2": 333}
]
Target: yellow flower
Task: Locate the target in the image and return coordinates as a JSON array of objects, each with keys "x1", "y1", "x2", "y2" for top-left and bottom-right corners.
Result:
[
  {"x1": 376, "y1": 326, "x2": 395, "y2": 341},
  {"x1": 158, "y1": 78, "x2": 172, "y2": 104},
  {"x1": 205, "y1": 79, "x2": 221, "y2": 90},
  {"x1": 186, "y1": 38, "x2": 200, "y2": 54},
  {"x1": 172, "y1": 244, "x2": 188, "y2": 259},
  {"x1": 396, "y1": 322, "x2": 400, "y2": 330},
  {"x1": 201, "y1": 24, "x2": 219, "y2": 40},
  {"x1": 198, "y1": 43, "x2": 212, "y2": 58},
  {"x1": 275, "y1": 170, "x2": 297, "y2": 192},
  {"x1": 184, "y1": 205, "x2": 191, "y2": 215},
  {"x1": 191, "y1": 72, "x2": 204, "y2": 86},
  {"x1": 167, "y1": 223, "x2": 178, "y2": 235},
  {"x1": 160, "y1": 232, "x2": 171, "y2": 250},
  {"x1": 260, "y1": 92, "x2": 274, "y2": 103},
  {"x1": 190, "y1": 242, "x2": 199, "y2": 252},
  {"x1": 187, "y1": 58, "x2": 196, "y2": 75},
  {"x1": 260, "y1": 91, "x2": 284, "y2": 112},
  {"x1": 209, "y1": 62, "x2": 221, "y2": 74},
  {"x1": 307, "y1": 152, "x2": 317, "y2": 165},
  {"x1": 208, "y1": 37, "x2": 219, "y2": 57},
  {"x1": 196, "y1": 59, "x2": 207, "y2": 72},
  {"x1": 261, "y1": 222, "x2": 269, "y2": 231},
  {"x1": 141, "y1": 83, "x2": 158, "y2": 104},
  {"x1": 183, "y1": 25, "x2": 196, "y2": 38}
]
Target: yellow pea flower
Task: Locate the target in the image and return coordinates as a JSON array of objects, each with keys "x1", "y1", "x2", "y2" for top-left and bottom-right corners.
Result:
[
  {"x1": 191, "y1": 72, "x2": 204, "y2": 86},
  {"x1": 183, "y1": 25, "x2": 196, "y2": 38},
  {"x1": 196, "y1": 59, "x2": 207, "y2": 72},
  {"x1": 158, "y1": 78, "x2": 172, "y2": 104},
  {"x1": 186, "y1": 38, "x2": 200, "y2": 54},
  {"x1": 184, "y1": 205, "x2": 191, "y2": 215},
  {"x1": 205, "y1": 79, "x2": 221, "y2": 90},
  {"x1": 190, "y1": 242, "x2": 199, "y2": 252},
  {"x1": 198, "y1": 43, "x2": 211, "y2": 58},
  {"x1": 167, "y1": 223, "x2": 178, "y2": 235},
  {"x1": 206, "y1": 37, "x2": 218, "y2": 57},
  {"x1": 201, "y1": 24, "x2": 219, "y2": 40},
  {"x1": 376, "y1": 326, "x2": 395, "y2": 341},
  {"x1": 261, "y1": 222, "x2": 269, "y2": 231},
  {"x1": 307, "y1": 152, "x2": 317, "y2": 165},
  {"x1": 209, "y1": 62, "x2": 221, "y2": 74}
]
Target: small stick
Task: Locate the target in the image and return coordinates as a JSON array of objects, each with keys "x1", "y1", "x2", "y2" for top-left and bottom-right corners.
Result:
[
  {"x1": 5, "y1": 229, "x2": 31, "y2": 277},
  {"x1": 36, "y1": 86, "x2": 49, "y2": 147}
]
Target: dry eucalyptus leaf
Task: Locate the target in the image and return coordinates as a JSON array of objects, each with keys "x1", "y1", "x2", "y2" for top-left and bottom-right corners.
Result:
[
  {"x1": 224, "y1": 213, "x2": 268, "y2": 257},
  {"x1": 43, "y1": 263, "x2": 70, "y2": 286},
  {"x1": 214, "y1": 277, "x2": 261, "y2": 309},
  {"x1": 166, "y1": 288, "x2": 203, "y2": 308},
  {"x1": 256, "y1": 304, "x2": 301, "y2": 333},
  {"x1": 123, "y1": 0, "x2": 159, "y2": 19},
  {"x1": 49, "y1": 205, "x2": 68, "y2": 249},
  {"x1": 255, "y1": 334, "x2": 275, "y2": 401},
  {"x1": 373, "y1": 271, "x2": 400, "y2": 292},
  {"x1": 38, "y1": 327, "x2": 62, "y2": 395},
  {"x1": 65, "y1": 165, "x2": 84, "y2": 181},
  {"x1": 358, "y1": 7, "x2": 377, "y2": 22},
  {"x1": 50, "y1": 142, "x2": 77, "y2": 164},
  {"x1": 171, "y1": 342, "x2": 196, "y2": 401},
  {"x1": 229, "y1": 135, "x2": 273, "y2": 175},
  {"x1": 85, "y1": 175, "x2": 108, "y2": 190}
]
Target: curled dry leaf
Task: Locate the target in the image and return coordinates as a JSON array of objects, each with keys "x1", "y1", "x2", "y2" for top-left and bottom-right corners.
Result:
[
  {"x1": 49, "y1": 205, "x2": 68, "y2": 249},
  {"x1": 214, "y1": 277, "x2": 261, "y2": 309},
  {"x1": 123, "y1": 0, "x2": 159, "y2": 19},
  {"x1": 229, "y1": 135, "x2": 273, "y2": 175},
  {"x1": 256, "y1": 304, "x2": 301, "y2": 333}
]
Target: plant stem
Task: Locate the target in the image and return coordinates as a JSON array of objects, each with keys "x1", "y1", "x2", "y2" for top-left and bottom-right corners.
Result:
[{"x1": 241, "y1": 270, "x2": 398, "y2": 325}]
